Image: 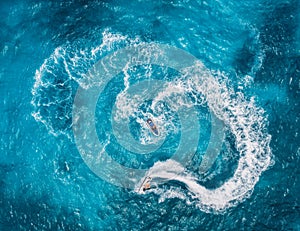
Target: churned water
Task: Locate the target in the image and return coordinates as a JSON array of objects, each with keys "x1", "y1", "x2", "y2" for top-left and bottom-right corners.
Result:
[{"x1": 1, "y1": 0, "x2": 299, "y2": 230}]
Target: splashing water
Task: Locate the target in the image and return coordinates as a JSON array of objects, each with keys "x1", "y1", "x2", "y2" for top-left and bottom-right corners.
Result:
[{"x1": 32, "y1": 30, "x2": 272, "y2": 213}]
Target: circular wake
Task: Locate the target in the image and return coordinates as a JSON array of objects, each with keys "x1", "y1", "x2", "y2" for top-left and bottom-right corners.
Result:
[
  {"x1": 32, "y1": 33, "x2": 272, "y2": 213},
  {"x1": 72, "y1": 42, "x2": 272, "y2": 213}
]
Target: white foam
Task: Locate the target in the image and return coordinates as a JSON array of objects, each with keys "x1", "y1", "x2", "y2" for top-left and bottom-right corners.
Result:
[
  {"x1": 31, "y1": 29, "x2": 135, "y2": 137},
  {"x1": 98, "y1": 44, "x2": 272, "y2": 213},
  {"x1": 91, "y1": 29, "x2": 129, "y2": 58},
  {"x1": 32, "y1": 31, "x2": 272, "y2": 213},
  {"x1": 151, "y1": 81, "x2": 193, "y2": 111},
  {"x1": 114, "y1": 90, "x2": 141, "y2": 121},
  {"x1": 136, "y1": 67, "x2": 272, "y2": 213}
]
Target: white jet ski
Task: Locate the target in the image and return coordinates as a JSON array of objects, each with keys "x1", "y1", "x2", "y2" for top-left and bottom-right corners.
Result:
[{"x1": 146, "y1": 118, "x2": 159, "y2": 136}]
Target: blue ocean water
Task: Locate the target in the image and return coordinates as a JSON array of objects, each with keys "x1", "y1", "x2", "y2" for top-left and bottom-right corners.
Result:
[{"x1": 1, "y1": 0, "x2": 299, "y2": 230}]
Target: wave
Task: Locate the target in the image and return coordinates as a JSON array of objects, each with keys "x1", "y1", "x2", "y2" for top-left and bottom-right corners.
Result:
[
  {"x1": 32, "y1": 30, "x2": 273, "y2": 214},
  {"x1": 131, "y1": 56, "x2": 273, "y2": 213},
  {"x1": 31, "y1": 29, "x2": 136, "y2": 138}
]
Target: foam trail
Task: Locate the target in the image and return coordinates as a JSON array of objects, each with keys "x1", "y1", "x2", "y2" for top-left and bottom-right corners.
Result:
[
  {"x1": 32, "y1": 32, "x2": 272, "y2": 213},
  {"x1": 31, "y1": 29, "x2": 136, "y2": 138},
  {"x1": 136, "y1": 65, "x2": 272, "y2": 213}
]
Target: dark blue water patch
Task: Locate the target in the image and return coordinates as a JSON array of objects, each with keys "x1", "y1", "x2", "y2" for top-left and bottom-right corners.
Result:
[
  {"x1": 287, "y1": 58, "x2": 300, "y2": 100},
  {"x1": 256, "y1": 0, "x2": 299, "y2": 84},
  {"x1": 260, "y1": 1, "x2": 299, "y2": 54},
  {"x1": 242, "y1": 169, "x2": 300, "y2": 231},
  {"x1": 27, "y1": 1, "x2": 114, "y2": 46},
  {"x1": 0, "y1": 190, "x2": 91, "y2": 230},
  {"x1": 267, "y1": 100, "x2": 299, "y2": 163},
  {"x1": 253, "y1": 90, "x2": 300, "y2": 230},
  {"x1": 233, "y1": 31, "x2": 260, "y2": 76}
]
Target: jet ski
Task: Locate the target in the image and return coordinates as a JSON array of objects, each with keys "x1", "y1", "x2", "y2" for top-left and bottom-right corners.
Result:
[
  {"x1": 137, "y1": 176, "x2": 152, "y2": 193},
  {"x1": 146, "y1": 118, "x2": 159, "y2": 136}
]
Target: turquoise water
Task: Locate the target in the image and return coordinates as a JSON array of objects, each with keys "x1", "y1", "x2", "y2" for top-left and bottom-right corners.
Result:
[{"x1": 1, "y1": 0, "x2": 300, "y2": 230}]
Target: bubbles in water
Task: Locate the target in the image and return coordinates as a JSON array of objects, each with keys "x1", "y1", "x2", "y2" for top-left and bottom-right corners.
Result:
[
  {"x1": 32, "y1": 30, "x2": 272, "y2": 214},
  {"x1": 31, "y1": 30, "x2": 135, "y2": 138}
]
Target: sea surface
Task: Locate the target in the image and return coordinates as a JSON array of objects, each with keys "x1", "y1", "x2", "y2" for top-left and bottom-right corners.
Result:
[{"x1": 1, "y1": 0, "x2": 299, "y2": 230}]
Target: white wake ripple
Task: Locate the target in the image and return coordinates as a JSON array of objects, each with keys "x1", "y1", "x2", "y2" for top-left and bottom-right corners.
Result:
[{"x1": 32, "y1": 30, "x2": 273, "y2": 213}]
